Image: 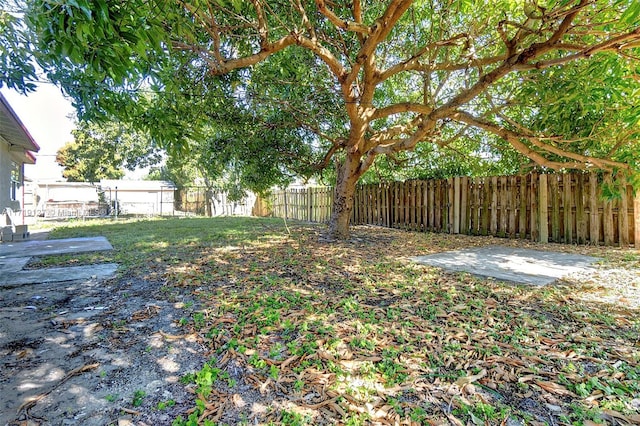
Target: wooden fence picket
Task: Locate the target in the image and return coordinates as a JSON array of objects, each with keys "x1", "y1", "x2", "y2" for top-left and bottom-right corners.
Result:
[
  {"x1": 269, "y1": 172, "x2": 638, "y2": 247},
  {"x1": 620, "y1": 185, "x2": 629, "y2": 247}
]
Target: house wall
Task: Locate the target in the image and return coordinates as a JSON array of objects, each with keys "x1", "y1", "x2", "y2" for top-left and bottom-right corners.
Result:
[
  {"x1": 38, "y1": 183, "x2": 99, "y2": 204},
  {"x1": 24, "y1": 182, "x2": 100, "y2": 218},
  {"x1": 0, "y1": 135, "x2": 22, "y2": 213}
]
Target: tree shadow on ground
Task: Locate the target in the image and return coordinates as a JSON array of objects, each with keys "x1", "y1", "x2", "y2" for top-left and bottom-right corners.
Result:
[{"x1": 28, "y1": 217, "x2": 639, "y2": 425}]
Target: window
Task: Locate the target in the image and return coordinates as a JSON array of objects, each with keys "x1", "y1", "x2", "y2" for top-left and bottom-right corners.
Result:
[{"x1": 10, "y1": 161, "x2": 20, "y2": 201}]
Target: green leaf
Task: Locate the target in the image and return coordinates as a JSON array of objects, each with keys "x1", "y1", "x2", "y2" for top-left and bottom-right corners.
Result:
[
  {"x1": 621, "y1": 3, "x2": 640, "y2": 24},
  {"x1": 96, "y1": 0, "x2": 109, "y2": 21}
]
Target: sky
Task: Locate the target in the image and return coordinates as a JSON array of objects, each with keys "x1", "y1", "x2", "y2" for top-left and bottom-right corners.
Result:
[{"x1": 1, "y1": 83, "x2": 76, "y2": 181}]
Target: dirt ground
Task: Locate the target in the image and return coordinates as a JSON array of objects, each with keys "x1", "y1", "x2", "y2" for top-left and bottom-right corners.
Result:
[
  {"x1": 0, "y1": 270, "x2": 207, "y2": 426},
  {"x1": 1, "y1": 226, "x2": 638, "y2": 426}
]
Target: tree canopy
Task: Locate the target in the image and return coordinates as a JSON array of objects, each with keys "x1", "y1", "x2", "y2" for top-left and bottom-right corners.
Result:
[
  {"x1": 5, "y1": 0, "x2": 640, "y2": 238},
  {"x1": 56, "y1": 120, "x2": 161, "y2": 182},
  {"x1": 0, "y1": 5, "x2": 36, "y2": 92}
]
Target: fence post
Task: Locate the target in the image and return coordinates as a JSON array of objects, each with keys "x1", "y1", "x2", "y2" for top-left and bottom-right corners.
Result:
[
  {"x1": 603, "y1": 173, "x2": 615, "y2": 246},
  {"x1": 447, "y1": 178, "x2": 454, "y2": 233},
  {"x1": 619, "y1": 185, "x2": 629, "y2": 247},
  {"x1": 589, "y1": 174, "x2": 600, "y2": 245},
  {"x1": 538, "y1": 174, "x2": 548, "y2": 243},
  {"x1": 490, "y1": 177, "x2": 498, "y2": 235},
  {"x1": 530, "y1": 173, "x2": 539, "y2": 241},
  {"x1": 635, "y1": 191, "x2": 640, "y2": 248},
  {"x1": 562, "y1": 173, "x2": 572, "y2": 243},
  {"x1": 518, "y1": 175, "x2": 527, "y2": 238},
  {"x1": 284, "y1": 190, "x2": 289, "y2": 220},
  {"x1": 460, "y1": 177, "x2": 468, "y2": 235},
  {"x1": 453, "y1": 176, "x2": 461, "y2": 234}
]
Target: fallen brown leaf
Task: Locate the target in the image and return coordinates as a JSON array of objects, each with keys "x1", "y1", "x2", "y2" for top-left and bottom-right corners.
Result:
[
  {"x1": 535, "y1": 380, "x2": 575, "y2": 397},
  {"x1": 456, "y1": 369, "x2": 487, "y2": 388}
]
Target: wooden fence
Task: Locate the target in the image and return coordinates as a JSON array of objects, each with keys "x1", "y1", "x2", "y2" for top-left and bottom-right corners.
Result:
[
  {"x1": 175, "y1": 187, "x2": 254, "y2": 216},
  {"x1": 271, "y1": 173, "x2": 640, "y2": 247},
  {"x1": 271, "y1": 187, "x2": 334, "y2": 223}
]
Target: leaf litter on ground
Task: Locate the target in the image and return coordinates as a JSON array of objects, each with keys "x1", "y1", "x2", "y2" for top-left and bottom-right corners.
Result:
[{"x1": 46, "y1": 217, "x2": 639, "y2": 425}]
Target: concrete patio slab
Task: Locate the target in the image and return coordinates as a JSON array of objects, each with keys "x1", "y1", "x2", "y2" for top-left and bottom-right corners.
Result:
[
  {"x1": 0, "y1": 263, "x2": 119, "y2": 287},
  {"x1": 0, "y1": 236, "x2": 113, "y2": 259},
  {"x1": 411, "y1": 246, "x2": 599, "y2": 285},
  {"x1": 0, "y1": 236, "x2": 117, "y2": 287},
  {"x1": 0, "y1": 256, "x2": 31, "y2": 273}
]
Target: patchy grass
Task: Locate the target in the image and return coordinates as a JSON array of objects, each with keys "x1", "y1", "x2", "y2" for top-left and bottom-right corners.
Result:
[
  {"x1": 31, "y1": 216, "x2": 284, "y2": 271},
  {"x1": 40, "y1": 217, "x2": 639, "y2": 425}
]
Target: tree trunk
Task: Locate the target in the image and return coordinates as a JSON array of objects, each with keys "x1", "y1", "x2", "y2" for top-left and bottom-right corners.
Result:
[
  {"x1": 204, "y1": 189, "x2": 213, "y2": 217},
  {"x1": 202, "y1": 175, "x2": 213, "y2": 217},
  {"x1": 327, "y1": 153, "x2": 362, "y2": 240}
]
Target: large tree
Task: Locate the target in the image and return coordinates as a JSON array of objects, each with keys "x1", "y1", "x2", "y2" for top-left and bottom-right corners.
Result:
[{"x1": 12, "y1": 0, "x2": 640, "y2": 238}]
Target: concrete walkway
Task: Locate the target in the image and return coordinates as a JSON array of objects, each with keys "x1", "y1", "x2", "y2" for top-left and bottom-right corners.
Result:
[
  {"x1": 0, "y1": 236, "x2": 117, "y2": 287},
  {"x1": 0, "y1": 236, "x2": 113, "y2": 258},
  {"x1": 411, "y1": 246, "x2": 599, "y2": 285}
]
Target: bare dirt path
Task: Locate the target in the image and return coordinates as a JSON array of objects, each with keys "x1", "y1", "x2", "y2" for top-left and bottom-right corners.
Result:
[{"x1": 0, "y1": 239, "x2": 206, "y2": 426}]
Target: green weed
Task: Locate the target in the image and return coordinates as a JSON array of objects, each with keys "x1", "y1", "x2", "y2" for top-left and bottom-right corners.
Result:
[{"x1": 132, "y1": 390, "x2": 146, "y2": 407}]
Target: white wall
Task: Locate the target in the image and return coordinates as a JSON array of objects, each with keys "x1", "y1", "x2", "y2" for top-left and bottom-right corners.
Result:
[
  {"x1": 38, "y1": 183, "x2": 99, "y2": 203},
  {"x1": 0, "y1": 136, "x2": 22, "y2": 212}
]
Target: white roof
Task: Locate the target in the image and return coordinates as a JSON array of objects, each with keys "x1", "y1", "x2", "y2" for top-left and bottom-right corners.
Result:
[
  {"x1": 99, "y1": 180, "x2": 176, "y2": 191},
  {"x1": 36, "y1": 180, "x2": 96, "y2": 188}
]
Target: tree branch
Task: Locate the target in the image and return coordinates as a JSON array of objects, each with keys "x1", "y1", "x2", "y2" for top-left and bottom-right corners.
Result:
[
  {"x1": 209, "y1": 34, "x2": 298, "y2": 74},
  {"x1": 293, "y1": 0, "x2": 317, "y2": 42},
  {"x1": 294, "y1": 35, "x2": 349, "y2": 82},
  {"x1": 172, "y1": 41, "x2": 218, "y2": 68},
  {"x1": 315, "y1": 0, "x2": 371, "y2": 34},
  {"x1": 545, "y1": 0, "x2": 588, "y2": 46},
  {"x1": 207, "y1": 2, "x2": 224, "y2": 65},
  {"x1": 313, "y1": 140, "x2": 346, "y2": 171},
  {"x1": 436, "y1": 125, "x2": 471, "y2": 149},
  {"x1": 376, "y1": 34, "x2": 472, "y2": 83},
  {"x1": 250, "y1": 0, "x2": 269, "y2": 48},
  {"x1": 367, "y1": 116, "x2": 422, "y2": 147},
  {"x1": 428, "y1": 1, "x2": 588, "y2": 122},
  {"x1": 515, "y1": 26, "x2": 640, "y2": 70},
  {"x1": 369, "y1": 118, "x2": 438, "y2": 156},
  {"x1": 371, "y1": 103, "x2": 433, "y2": 120},
  {"x1": 346, "y1": 0, "x2": 413, "y2": 90},
  {"x1": 453, "y1": 110, "x2": 629, "y2": 172},
  {"x1": 352, "y1": 0, "x2": 363, "y2": 24}
]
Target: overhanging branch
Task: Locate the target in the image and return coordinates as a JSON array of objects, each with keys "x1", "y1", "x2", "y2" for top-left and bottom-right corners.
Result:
[
  {"x1": 452, "y1": 110, "x2": 630, "y2": 172},
  {"x1": 205, "y1": 34, "x2": 298, "y2": 74},
  {"x1": 515, "y1": 26, "x2": 640, "y2": 70}
]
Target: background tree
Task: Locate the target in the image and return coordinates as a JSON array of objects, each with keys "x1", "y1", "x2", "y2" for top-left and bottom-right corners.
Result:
[
  {"x1": 143, "y1": 74, "x2": 318, "y2": 214},
  {"x1": 12, "y1": 0, "x2": 640, "y2": 239},
  {"x1": 56, "y1": 121, "x2": 161, "y2": 182}
]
